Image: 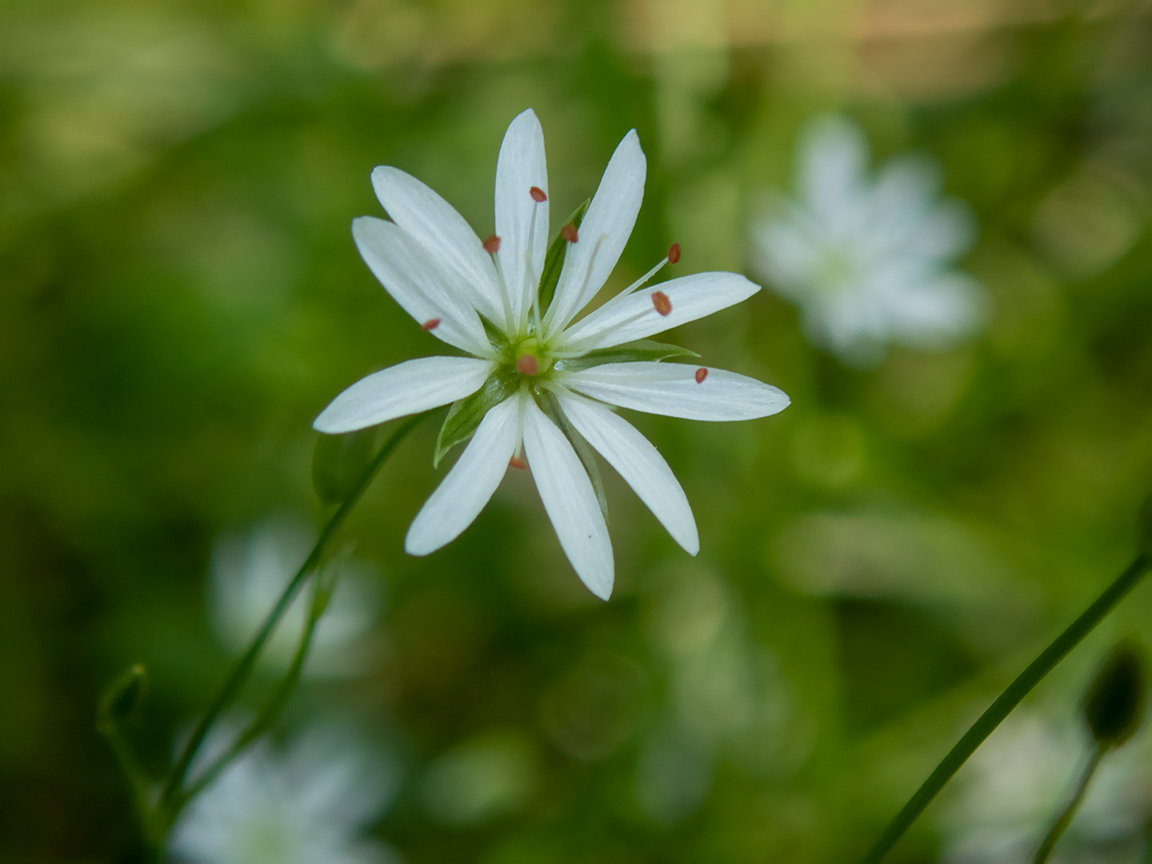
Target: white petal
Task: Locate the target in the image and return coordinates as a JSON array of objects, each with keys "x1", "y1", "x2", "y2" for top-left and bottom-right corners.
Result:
[
  {"x1": 522, "y1": 398, "x2": 614, "y2": 599},
  {"x1": 544, "y1": 130, "x2": 646, "y2": 337},
  {"x1": 559, "y1": 272, "x2": 760, "y2": 352},
  {"x1": 556, "y1": 390, "x2": 698, "y2": 555},
  {"x1": 370, "y1": 166, "x2": 505, "y2": 325},
  {"x1": 405, "y1": 395, "x2": 522, "y2": 555},
  {"x1": 353, "y1": 216, "x2": 492, "y2": 356},
  {"x1": 561, "y1": 362, "x2": 790, "y2": 421},
  {"x1": 800, "y1": 115, "x2": 868, "y2": 237},
  {"x1": 495, "y1": 109, "x2": 549, "y2": 331},
  {"x1": 882, "y1": 272, "x2": 985, "y2": 345},
  {"x1": 313, "y1": 356, "x2": 495, "y2": 433}
]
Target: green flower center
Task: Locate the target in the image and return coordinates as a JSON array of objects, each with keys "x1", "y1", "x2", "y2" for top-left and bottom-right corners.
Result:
[{"x1": 508, "y1": 337, "x2": 554, "y2": 379}]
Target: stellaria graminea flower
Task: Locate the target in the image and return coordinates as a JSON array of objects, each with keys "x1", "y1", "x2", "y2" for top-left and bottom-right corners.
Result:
[
  {"x1": 751, "y1": 115, "x2": 984, "y2": 365},
  {"x1": 314, "y1": 109, "x2": 789, "y2": 599},
  {"x1": 169, "y1": 723, "x2": 397, "y2": 864},
  {"x1": 209, "y1": 516, "x2": 381, "y2": 678}
]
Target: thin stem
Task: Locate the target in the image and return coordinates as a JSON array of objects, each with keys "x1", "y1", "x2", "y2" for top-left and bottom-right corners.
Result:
[
  {"x1": 157, "y1": 415, "x2": 424, "y2": 812},
  {"x1": 861, "y1": 553, "x2": 1149, "y2": 864},
  {"x1": 106, "y1": 728, "x2": 163, "y2": 852},
  {"x1": 1032, "y1": 743, "x2": 1107, "y2": 863},
  {"x1": 172, "y1": 572, "x2": 327, "y2": 808}
]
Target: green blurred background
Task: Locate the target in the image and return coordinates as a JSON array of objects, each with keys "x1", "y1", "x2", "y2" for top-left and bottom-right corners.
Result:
[{"x1": 2, "y1": 0, "x2": 1152, "y2": 861}]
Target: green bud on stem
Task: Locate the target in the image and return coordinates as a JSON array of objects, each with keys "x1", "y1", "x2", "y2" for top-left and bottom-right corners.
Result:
[
  {"x1": 1138, "y1": 495, "x2": 1152, "y2": 560},
  {"x1": 97, "y1": 663, "x2": 148, "y2": 735},
  {"x1": 1083, "y1": 641, "x2": 1146, "y2": 748}
]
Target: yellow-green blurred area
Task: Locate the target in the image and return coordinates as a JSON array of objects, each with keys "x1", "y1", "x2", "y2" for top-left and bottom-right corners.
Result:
[{"x1": 2, "y1": 0, "x2": 1152, "y2": 861}]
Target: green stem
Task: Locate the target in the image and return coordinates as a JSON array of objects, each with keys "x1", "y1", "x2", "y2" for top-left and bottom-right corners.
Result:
[
  {"x1": 1032, "y1": 743, "x2": 1106, "y2": 863},
  {"x1": 106, "y1": 727, "x2": 162, "y2": 851},
  {"x1": 861, "y1": 553, "x2": 1149, "y2": 864},
  {"x1": 173, "y1": 573, "x2": 328, "y2": 808},
  {"x1": 157, "y1": 415, "x2": 424, "y2": 814}
]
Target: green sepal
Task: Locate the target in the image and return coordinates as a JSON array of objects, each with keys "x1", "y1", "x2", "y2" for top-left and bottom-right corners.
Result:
[
  {"x1": 481, "y1": 316, "x2": 512, "y2": 354},
  {"x1": 97, "y1": 663, "x2": 148, "y2": 735},
  {"x1": 537, "y1": 389, "x2": 608, "y2": 523},
  {"x1": 539, "y1": 198, "x2": 590, "y2": 314},
  {"x1": 435, "y1": 375, "x2": 518, "y2": 467},
  {"x1": 312, "y1": 427, "x2": 379, "y2": 506},
  {"x1": 555, "y1": 339, "x2": 700, "y2": 373}
]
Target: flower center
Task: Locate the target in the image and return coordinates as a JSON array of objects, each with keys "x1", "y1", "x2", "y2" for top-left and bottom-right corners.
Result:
[{"x1": 510, "y1": 337, "x2": 553, "y2": 378}]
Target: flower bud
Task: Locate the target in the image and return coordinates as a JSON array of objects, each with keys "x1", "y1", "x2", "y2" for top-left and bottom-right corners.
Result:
[
  {"x1": 1138, "y1": 495, "x2": 1152, "y2": 559},
  {"x1": 97, "y1": 663, "x2": 147, "y2": 735},
  {"x1": 312, "y1": 428, "x2": 378, "y2": 505},
  {"x1": 1083, "y1": 641, "x2": 1146, "y2": 748}
]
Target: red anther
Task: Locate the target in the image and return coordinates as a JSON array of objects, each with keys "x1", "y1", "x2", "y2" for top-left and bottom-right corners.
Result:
[
  {"x1": 509, "y1": 456, "x2": 528, "y2": 470},
  {"x1": 651, "y1": 290, "x2": 672, "y2": 317},
  {"x1": 483, "y1": 235, "x2": 501, "y2": 254},
  {"x1": 695, "y1": 367, "x2": 708, "y2": 384},
  {"x1": 516, "y1": 354, "x2": 539, "y2": 376},
  {"x1": 561, "y1": 224, "x2": 578, "y2": 243},
  {"x1": 422, "y1": 318, "x2": 441, "y2": 331},
  {"x1": 668, "y1": 243, "x2": 681, "y2": 264},
  {"x1": 530, "y1": 186, "x2": 547, "y2": 203}
]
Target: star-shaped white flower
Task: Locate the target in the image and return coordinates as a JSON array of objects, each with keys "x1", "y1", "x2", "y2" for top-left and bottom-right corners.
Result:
[
  {"x1": 209, "y1": 516, "x2": 381, "y2": 678},
  {"x1": 169, "y1": 724, "x2": 397, "y2": 864},
  {"x1": 315, "y1": 109, "x2": 789, "y2": 599},
  {"x1": 751, "y1": 115, "x2": 984, "y2": 365}
]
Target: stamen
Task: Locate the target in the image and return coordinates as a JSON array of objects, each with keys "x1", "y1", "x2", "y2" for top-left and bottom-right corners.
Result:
[
  {"x1": 422, "y1": 318, "x2": 441, "y2": 331},
  {"x1": 695, "y1": 367, "x2": 708, "y2": 384},
  {"x1": 521, "y1": 193, "x2": 547, "y2": 334},
  {"x1": 516, "y1": 354, "x2": 539, "y2": 376},
  {"x1": 668, "y1": 243, "x2": 681, "y2": 264},
  {"x1": 651, "y1": 291, "x2": 672, "y2": 316},
  {"x1": 509, "y1": 456, "x2": 528, "y2": 470},
  {"x1": 483, "y1": 235, "x2": 501, "y2": 254},
  {"x1": 561, "y1": 224, "x2": 578, "y2": 243}
]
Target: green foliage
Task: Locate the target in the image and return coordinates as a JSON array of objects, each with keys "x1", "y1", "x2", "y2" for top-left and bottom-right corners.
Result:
[{"x1": 4, "y1": 2, "x2": 1152, "y2": 862}]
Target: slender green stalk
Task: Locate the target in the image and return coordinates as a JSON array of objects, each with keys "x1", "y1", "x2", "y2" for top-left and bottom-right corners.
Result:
[
  {"x1": 106, "y1": 727, "x2": 163, "y2": 850},
  {"x1": 173, "y1": 574, "x2": 328, "y2": 808},
  {"x1": 1032, "y1": 743, "x2": 1106, "y2": 863},
  {"x1": 861, "y1": 553, "x2": 1149, "y2": 864},
  {"x1": 157, "y1": 415, "x2": 424, "y2": 814}
]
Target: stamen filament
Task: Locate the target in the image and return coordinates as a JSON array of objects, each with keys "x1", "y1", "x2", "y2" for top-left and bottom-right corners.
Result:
[
  {"x1": 544, "y1": 234, "x2": 606, "y2": 340},
  {"x1": 555, "y1": 243, "x2": 677, "y2": 337},
  {"x1": 485, "y1": 236, "x2": 516, "y2": 333},
  {"x1": 521, "y1": 194, "x2": 545, "y2": 336}
]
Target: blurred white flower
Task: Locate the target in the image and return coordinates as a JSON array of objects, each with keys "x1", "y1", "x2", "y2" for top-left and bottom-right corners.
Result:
[
  {"x1": 940, "y1": 711, "x2": 1151, "y2": 863},
  {"x1": 210, "y1": 516, "x2": 381, "y2": 678},
  {"x1": 752, "y1": 115, "x2": 984, "y2": 365},
  {"x1": 313, "y1": 108, "x2": 789, "y2": 600},
  {"x1": 169, "y1": 724, "x2": 397, "y2": 864}
]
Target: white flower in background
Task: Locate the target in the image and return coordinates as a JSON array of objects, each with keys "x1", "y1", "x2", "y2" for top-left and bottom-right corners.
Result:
[
  {"x1": 940, "y1": 712, "x2": 1151, "y2": 863},
  {"x1": 314, "y1": 108, "x2": 789, "y2": 600},
  {"x1": 751, "y1": 115, "x2": 983, "y2": 365},
  {"x1": 169, "y1": 724, "x2": 397, "y2": 864},
  {"x1": 210, "y1": 517, "x2": 381, "y2": 677}
]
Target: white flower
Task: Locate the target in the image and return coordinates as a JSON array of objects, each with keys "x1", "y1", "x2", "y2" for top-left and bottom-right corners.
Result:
[
  {"x1": 210, "y1": 516, "x2": 381, "y2": 677},
  {"x1": 939, "y1": 712, "x2": 1151, "y2": 864},
  {"x1": 169, "y1": 724, "x2": 397, "y2": 864},
  {"x1": 751, "y1": 115, "x2": 984, "y2": 365},
  {"x1": 314, "y1": 109, "x2": 789, "y2": 600}
]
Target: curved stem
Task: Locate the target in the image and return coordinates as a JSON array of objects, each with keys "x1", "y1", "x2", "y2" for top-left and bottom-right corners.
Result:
[
  {"x1": 157, "y1": 415, "x2": 424, "y2": 813},
  {"x1": 861, "y1": 553, "x2": 1149, "y2": 864},
  {"x1": 1032, "y1": 743, "x2": 1106, "y2": 863},
  {"x1": 172, "y1": 572, "x2": 327, "y2": 808}
]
